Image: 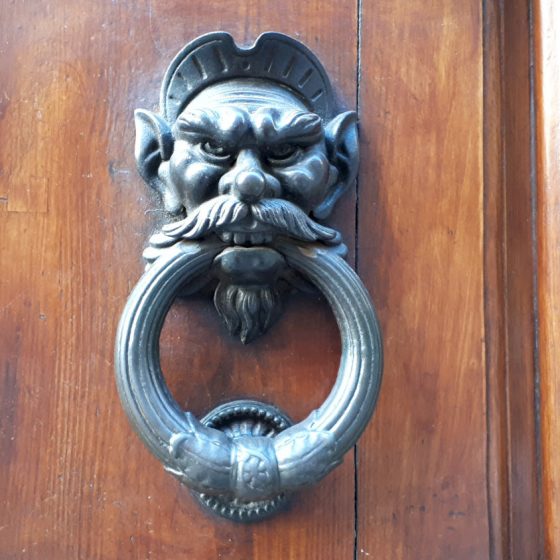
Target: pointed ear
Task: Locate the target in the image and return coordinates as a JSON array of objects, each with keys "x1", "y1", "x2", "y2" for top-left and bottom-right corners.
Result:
[
  {"x1": 313, "y1": 111, "x2": 359, "y2": 219},
  {"x1": 134, "y1": 109, "x2": 174, "y2": 191}
]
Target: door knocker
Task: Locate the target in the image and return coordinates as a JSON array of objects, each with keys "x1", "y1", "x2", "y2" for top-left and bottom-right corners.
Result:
[{"x1": 115, "y1": 32, "x2": 383, "y2": 522}]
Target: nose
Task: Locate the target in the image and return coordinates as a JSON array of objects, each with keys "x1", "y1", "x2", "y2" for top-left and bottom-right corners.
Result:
[
  {"x1": 234, "y1": 170, "x2": 266, "y2": 203},
  {"x1": 219, "y1": 149, "x2": 281, "y2": 202}
]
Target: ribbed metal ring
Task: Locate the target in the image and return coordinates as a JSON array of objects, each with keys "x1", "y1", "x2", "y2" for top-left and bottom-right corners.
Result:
[{"x1": 115, "y1": 241, "x2": 382, "y2": 519}]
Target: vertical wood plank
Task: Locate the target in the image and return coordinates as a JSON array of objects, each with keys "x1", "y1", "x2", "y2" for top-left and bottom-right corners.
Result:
[
  {"x1": 483, "y1": 0, "x2": 510, "y2": 556},
  {"x1": 534, "y1": 0, "x2": 560, "y2": 556},
  {"x1": 500, "y1": 1, "x2": 543, "y2": 557},
  {"x1": 0, "y1": 1, "x2": 358, "y2": 558},
  {"x1": 356, "y1": 2, "x2": 490, "y2": 558}
]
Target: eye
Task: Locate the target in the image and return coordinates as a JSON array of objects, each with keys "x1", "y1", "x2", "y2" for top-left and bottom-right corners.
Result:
[
  {"x1": 266, "y1": 144, "x2": 299, "y2": 164},
  {"x1": 200, "y1": 140, "x2": 234, "y2": 161}
]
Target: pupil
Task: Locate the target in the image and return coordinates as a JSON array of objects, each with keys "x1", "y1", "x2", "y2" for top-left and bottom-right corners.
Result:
[
  {"x1": 205, "y1": 141, "x2": 226, "y2": 156},
  {"x1": 272, "y1": 145, "x2": 294, "y2": 158}
]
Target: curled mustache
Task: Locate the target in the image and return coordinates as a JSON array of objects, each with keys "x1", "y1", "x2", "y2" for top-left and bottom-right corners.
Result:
[{"x1": 161, "y1": 195, "x2": 341, "y2": 245}]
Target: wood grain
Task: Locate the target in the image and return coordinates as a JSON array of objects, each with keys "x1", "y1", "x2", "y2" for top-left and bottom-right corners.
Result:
[
  {"x1": 483, "y1": 1, "x2": 509, "y2": 556},
  {"x1": 1, "y1": 0, "x2": 555, "y2": 558},
  {"x1": 0, "y1": 1, "x2": 357, "y2": 558},
  {"x1": 534, "y1": 0, "x2": 560, "y2": 556},
  {"x1": 499, "y1": 1, "x2": 543, "y2": 557},
  {"x1": 355, "y1": 2, "x2": 547, "y2": 557},
  {"x1": 355, "y1": 2, "x2": 491, "y2": 558}
]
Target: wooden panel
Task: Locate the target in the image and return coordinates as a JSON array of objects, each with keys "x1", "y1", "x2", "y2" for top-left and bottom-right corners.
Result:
[
  {"x1": 0, "y1": 1, "x2": 358, "y2": 558},
  {"x1": 500, "y1": 1, "x2": 543, "y2": 557},
  {"x1": 535, "y1": 0, "x2": 560, "y2": 556},
  {"x1": 356, "y1": 2, "x2": 491, "y2": 558},
  {"x1": 482, "y1": 0, "x2": 509, "y2": 556},
  {"x1": 2, "y1": 0, "x2": 554, "y2": 557}
]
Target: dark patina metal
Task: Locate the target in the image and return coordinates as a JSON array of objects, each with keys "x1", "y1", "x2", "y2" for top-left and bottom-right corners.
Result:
[{"x1": 115, "y1": 32, "x2": 383, "y2": 522}]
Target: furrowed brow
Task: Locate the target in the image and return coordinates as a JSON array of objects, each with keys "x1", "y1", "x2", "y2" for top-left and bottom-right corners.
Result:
[
  {"x1": 175, "y1": 108, "x2": 249, "y2": 143},
  {"x1": 254, "y1": 110, "x2": 324, "y2": 145}
]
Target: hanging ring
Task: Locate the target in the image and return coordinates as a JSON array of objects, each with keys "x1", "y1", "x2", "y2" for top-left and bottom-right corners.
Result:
[{"x1": 115, "y1": 240, "x2": 382, "y2": 521}]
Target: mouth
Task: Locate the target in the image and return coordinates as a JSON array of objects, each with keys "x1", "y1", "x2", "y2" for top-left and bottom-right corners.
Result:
[
  {"x1": 216, "y1": 217, "x2": 276, "y2": 246},
  {"x1": 217, "y1": 230, "x2": 275, "y2": 246}
]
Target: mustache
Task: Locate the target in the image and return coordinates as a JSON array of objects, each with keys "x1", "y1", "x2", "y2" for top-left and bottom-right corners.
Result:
[{"x1": 161, "y1": 195, "x2": 341, "y2": 245}]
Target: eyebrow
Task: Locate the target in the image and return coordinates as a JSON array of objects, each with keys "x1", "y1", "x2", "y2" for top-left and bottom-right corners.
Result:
[
  {"x1": 254, "y1": 111, "x2": 324, "y2": 145},
  {"x1": 175, "y1": 107, "x2": 324, "y2": 147},
  {"x1": 175, "y1": 108, "x2": 250, "y2": 144}
]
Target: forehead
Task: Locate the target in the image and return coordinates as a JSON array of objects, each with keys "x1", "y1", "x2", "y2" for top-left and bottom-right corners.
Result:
[{"x1": 185, "y1": 79, "x2": 309, "y2": 113}]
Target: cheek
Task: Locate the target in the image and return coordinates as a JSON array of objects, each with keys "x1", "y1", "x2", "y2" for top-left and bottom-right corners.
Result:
[
  {"x1": 169, "y1": 143, "x2": 224, "y2": 211},
  {"x1": 275, "y1": 152, "x2": 331, "y2": 210}
]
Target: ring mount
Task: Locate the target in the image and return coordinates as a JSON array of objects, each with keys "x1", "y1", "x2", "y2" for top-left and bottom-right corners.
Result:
[{"x1": 193, "y1": 399, "x2": 292, "y2": 521}]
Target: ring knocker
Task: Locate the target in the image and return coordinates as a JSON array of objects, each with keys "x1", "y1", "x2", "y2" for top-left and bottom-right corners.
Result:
[{"x1": 115, "y1": 32, "x2": 383, "y2": 522}]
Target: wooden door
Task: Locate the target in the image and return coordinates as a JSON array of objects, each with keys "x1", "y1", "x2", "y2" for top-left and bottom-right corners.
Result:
[{"x1": 1, "y1": 1, "x2": 558, "y2": 558}]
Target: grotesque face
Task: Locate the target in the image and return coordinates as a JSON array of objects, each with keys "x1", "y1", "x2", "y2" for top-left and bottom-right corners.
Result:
[
  {"x1": 135, "y1": 78, "x2": 358, "y2": 342},
  {"x1": 172, "y1": 81, "x2": 334, "y2": 215}
]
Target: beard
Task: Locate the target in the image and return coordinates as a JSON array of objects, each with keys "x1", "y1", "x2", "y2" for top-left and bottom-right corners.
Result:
[{"x1": 213, "y1": 281, "x2": 280, "y2": 344}]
